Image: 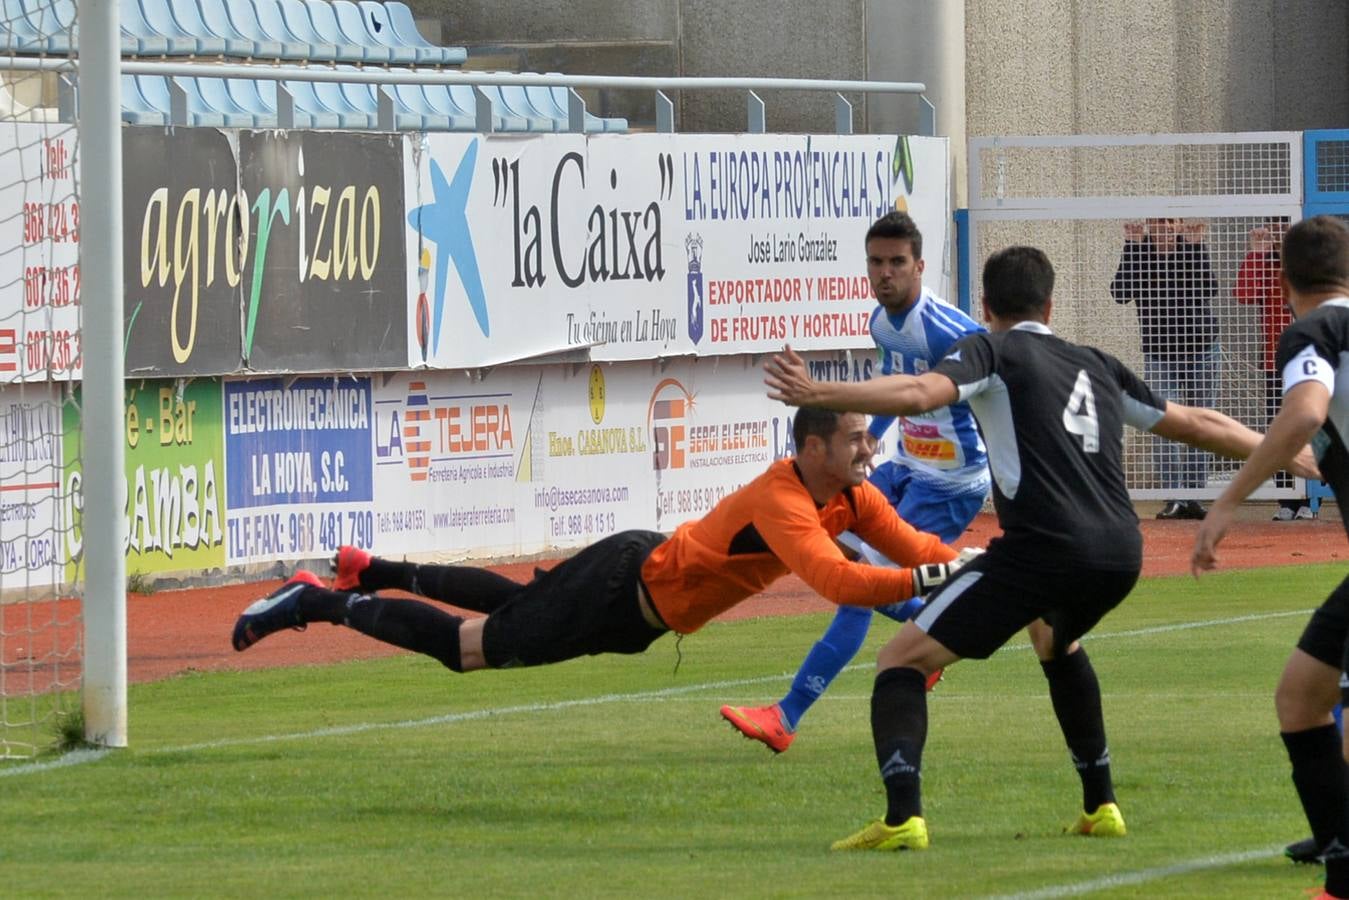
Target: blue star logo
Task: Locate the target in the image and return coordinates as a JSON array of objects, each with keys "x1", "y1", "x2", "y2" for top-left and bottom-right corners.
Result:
[{"x1": 407, "y1": 140, "x2": 489, "y2": 349}]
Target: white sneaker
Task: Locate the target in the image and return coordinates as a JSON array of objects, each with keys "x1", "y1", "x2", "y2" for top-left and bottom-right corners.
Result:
[
  {"x1": 1272, "y1": 506, "x2": 1294, "y2": 521},
  {"x1": 1296, "y1": 506, "x2": 1316, "y2": 520}
]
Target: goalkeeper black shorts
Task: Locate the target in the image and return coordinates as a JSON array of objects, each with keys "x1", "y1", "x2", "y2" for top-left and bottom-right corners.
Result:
[
  {"x1": 480, "y1": 529, "x2": 668, "y2": 668},
  {"x1": 912, "y1": 547, "x2": 1140, "y2": 660}
]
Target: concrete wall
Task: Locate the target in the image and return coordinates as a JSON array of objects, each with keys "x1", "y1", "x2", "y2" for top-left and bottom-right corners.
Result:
[
  {"x1": 966, "y1": 0, "x2": 1349, "y2": 137},
  {"x1": 411, "y1": 0, "x2": 1348, "y2": 135}
]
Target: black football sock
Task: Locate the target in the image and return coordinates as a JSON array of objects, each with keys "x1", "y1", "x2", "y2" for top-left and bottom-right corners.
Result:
[
  {"x1": 1282, "y1": 723, "x2": 1349, "y2": 893},
  {"x1": 366, "y1": 560, "x2": 519, "y2": 614},
  {"x1": 1041, "y1": 647, "x2": 1115, "y2": 811},
  {"x1": 872, "y1": 666, "x2": 929, "y2": 826},
  {"x1": 340, "y1": 594, "x2": 464, "y2": 671},
  {"x1": 296, "y1": 584, "x2": 352, "y2": 624}
]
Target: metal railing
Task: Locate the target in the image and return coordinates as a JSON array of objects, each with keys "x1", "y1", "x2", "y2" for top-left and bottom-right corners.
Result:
[{"x1": 7, "y1": 55, "x2": 931, "y2": 134}]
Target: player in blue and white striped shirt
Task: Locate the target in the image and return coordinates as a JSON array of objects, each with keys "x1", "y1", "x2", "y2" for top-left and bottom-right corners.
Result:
[{"x1": 722, "y1": 213, "x2": 993, "y2": 751}]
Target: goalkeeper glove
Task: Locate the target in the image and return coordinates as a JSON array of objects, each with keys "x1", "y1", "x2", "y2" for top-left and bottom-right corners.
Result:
[
  {"x1": 910, "y1": 563, "x2": 954, "y2": 596},
  {"x1": 909, "y1": 546, "x2": 985, "y2": 597}
]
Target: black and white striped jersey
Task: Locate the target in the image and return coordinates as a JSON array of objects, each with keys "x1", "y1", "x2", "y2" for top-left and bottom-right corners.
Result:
[
  {"x1": 1277, "y1": 297, "x2": 1349, "y2": 540},
  {"x1": 932, "y1": 322, "x2": 1167, "y2": 571}
]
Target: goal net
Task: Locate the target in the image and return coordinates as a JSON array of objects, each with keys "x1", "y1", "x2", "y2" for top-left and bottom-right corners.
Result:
[
  {"x1": 0, "y1": 0, "x2": 95, "y2": 759},
  {"x1": 967, "y1": 133, "x2": 1302, "y2": 501}
]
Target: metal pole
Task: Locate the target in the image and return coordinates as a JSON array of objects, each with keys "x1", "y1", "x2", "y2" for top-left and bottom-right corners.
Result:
[{"x1": 77, "y1": 0, "x2": 127, "y2": 748}]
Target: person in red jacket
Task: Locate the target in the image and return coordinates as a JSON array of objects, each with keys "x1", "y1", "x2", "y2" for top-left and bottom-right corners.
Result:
[
  {"x1": 231, "y1": 407, "x2": 972, "y2": 676},
  {"x1": 1234, "y1": 216, "x2": 1313, "y2": 520}
]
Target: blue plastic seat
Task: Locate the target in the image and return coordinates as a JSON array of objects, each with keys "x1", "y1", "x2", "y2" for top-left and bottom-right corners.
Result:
[
  {"x1": 304, "y1": 0, "x2": 389, "y2": 63},
  {"x1": 119, "y1": 74, "x2": 167, "y2": 125},
  {"x1": 310, "y1": 77, "x2": 377, "y2": 128},
  {"x1": 225, "y1": 76, "x2": 278, "y2": 119},
  {"x1": 138, "y1": 0, "x2": 227, "y2": 56},
  {"x1": 4, "y1": 0, "x2": 76, "y2": 54},
  {"x1": 134, "y1": 74, "x2": 234, "y2": 127},
  {"x1": 189, "y1": 74, "x2": 267, "y2": 127},
  {"x1": 379, "y1": 1, "x2": 466, "y2": 65},
  {"x1": 284, "y1": 79, "x2": 357, "y2": 129},
  {"x1": 166, "y1": 0, "x2": 258, "y2": 57},
  {"x1": 278, "y1": 0, "x2": 362, "y2": 62},
  {"x1": 331, "y1": 0, "x2": 416, "y2": 65},
  {"x1": 194, "y1": 0, "x2": 284, "y2": 59},
  {"x1": 357, "y1": 1, "x2": 455, "y2": 66},
  {"x1": 375, "y1": 69, "x2": 477, "y2": 131},
  {"x1": 251, "y1": 0, "x2": 329, "y2": 61},
  {"x1": 497, "y1": 82, "x2": 560, "y2": 132},
  {"x1": 335, "y1": 78, "x2": 433, "y2": 131},
  {"x1": 439, "y1": 82, "x2": 529, "y2": 132},
  {"x1": 417, "y1": 81, "x2": 500, "y2": 131},
  {"x1": 228, "y1": 0, "x2": 311, "y2": 60},
  {"x1": 526, "y1": 82, "x2": 627, "y2": 133}
]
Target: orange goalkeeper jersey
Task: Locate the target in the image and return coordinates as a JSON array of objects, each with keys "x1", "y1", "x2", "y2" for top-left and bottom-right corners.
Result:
[{"x1": 640, "y1": 459, "x2": 956, "y2": 634}]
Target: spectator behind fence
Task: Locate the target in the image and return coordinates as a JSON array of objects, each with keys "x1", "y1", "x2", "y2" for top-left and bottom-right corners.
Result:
[
  {"x1": 1110, "y1": 218, "x2": 1220, "y2": 520},
  {"x1": 1235, "y1": 216, "x2": 1314, "y2": 520}
]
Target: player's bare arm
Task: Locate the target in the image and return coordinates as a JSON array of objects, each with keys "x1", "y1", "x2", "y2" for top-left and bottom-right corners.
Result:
[
  {"x1": 1148, "y1": 401, "x2": 1320, "y2": 480},
  {"x1": 764, "y1": 344, "x2": 957, "y2": 415},
  {"x1": 1190, "y1": 381, "x2": 1330, "y2": 576}
]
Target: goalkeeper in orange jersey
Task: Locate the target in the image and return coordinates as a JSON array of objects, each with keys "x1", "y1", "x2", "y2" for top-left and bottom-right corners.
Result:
[{"x1": 232, "y1": 407, "x2": 971, "y2": 676}]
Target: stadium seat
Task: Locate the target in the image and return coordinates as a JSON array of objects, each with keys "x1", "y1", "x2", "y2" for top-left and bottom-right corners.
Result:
[
  {"x1": 137, "y1": 0, "x2": 228, "y2": 57},
  {"x1": 382, "y1": 71, "x2": 477, "y2": 131},
  {"x1": 493, "y1": 81, "x2": 562, "y2": 132},
  {"x1": 119, "y1": 74, "x2": 168, "y2": 125},
  {"x1": 303, "y1": 0, "x2": 390, "y2": 63},
  {"x1": 188, "y1": 74, "x2": 268, "y2": 128},
  {"x1": 251, "y1": 0, "x2": 330, "y2": 61},
  {"x1": 193, "y1": 0, "x2": 285, "y2": 59},
  {"x1": 356, "y1": 0, "x2": 460, "y2": 66},
  {"x1": 224, "y1": 0, "x2": 311, "y2": 61},
  {"x1": 525, "y1": 82, "x2": 628, "y2": 133},
  {"x1": 337, "y1": 78, "x2": 440, "y2": 131},
  {"x1": 283, "y1": 78, "x2": 362, "y2": 129},
  {"x1": 2, "y1": 0, "x2": 76, "y2": 54},
  {"x1": 277, "y1": 0, "x2": 363, "y2": 63},
  {"x1": 133, "y1": 74, "x2": 235, "y2": 127},
  {"x1": 378, "y1": 1, "x2": 466, "y2": 65},
  {"x1": 330, "y1": 0, "x2": 417, "y2": 65}
]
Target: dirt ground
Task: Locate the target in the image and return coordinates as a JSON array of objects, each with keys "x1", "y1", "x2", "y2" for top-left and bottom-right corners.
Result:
[{"x1": 4, "y1": 503, "x2": 1343, "y2": 687}]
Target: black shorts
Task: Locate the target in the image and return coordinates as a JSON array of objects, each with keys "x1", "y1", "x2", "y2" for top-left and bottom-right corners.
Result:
[
  {"x1": 480, "y1": 530, "x2": 668, "y2": 668},
  {"x1": 913, "y1": 549, "x2": 1140, "y2": 660},
  {"x1": 1296, "y1": 574, "x2": 1349, "y2": 670}
]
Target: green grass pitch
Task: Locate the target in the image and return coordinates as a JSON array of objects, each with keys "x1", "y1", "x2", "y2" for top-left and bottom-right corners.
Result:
[{"x1": 3, "y1": 563, "x2": 1344, "y2": 898}]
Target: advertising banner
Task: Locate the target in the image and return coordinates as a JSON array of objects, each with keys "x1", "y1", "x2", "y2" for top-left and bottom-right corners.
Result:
[
  {"x1": 240, "y1": 132, "x2": 408, "y2": 371},
  {"x1": 0, "y1": 385, "x2": 67, "y2": 586},
  {"x1": 405, "y1": 133, "x2": 948, "y2": 368},
  {"x1": 59, "y1": 379, "x2": 227, "y2": 581},
  {"x1": 0, "y1": 123, "x2": 81, "y2": 381},
  {"x1": 123, "y1": 127, "x2": 244, "y2": 376},
  {"x1": 223, "y1": 376, "x2": 375, "y2": 564}
]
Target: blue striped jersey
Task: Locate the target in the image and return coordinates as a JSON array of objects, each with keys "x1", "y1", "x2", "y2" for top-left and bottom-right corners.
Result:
[{"x1": 867, "y1": 287, "x2": 989, "y2": 492}]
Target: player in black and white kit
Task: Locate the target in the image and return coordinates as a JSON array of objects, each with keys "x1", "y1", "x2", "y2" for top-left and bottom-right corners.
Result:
[
  {"x1": 766, "y1": 245, "x2": 1314, "y2": 851},
  {"x1": 1193, "y1": 216, "x2": 1349, "y2": 900}
]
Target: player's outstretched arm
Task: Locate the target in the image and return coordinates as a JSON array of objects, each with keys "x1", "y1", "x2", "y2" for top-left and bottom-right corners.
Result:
[
  {"x1": 764, "y1": 345, "x2": 956, "y2": 415},
  {"x1": 1149, "y1": 399, "x2": 1318, "y2": 478},
  {"x1": 1191, "y1": 382, "x2": 1329, "y2": 576}
]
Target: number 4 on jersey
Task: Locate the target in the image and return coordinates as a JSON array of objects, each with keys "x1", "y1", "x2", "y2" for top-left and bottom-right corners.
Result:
[{"x1": 1062, "y1": 370, "x2": 1100, "y2": 452}]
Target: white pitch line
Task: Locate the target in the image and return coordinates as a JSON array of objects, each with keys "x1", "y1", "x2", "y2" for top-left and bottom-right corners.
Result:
[
  {"x1": 986, "y1": 845, "x2": 1285, "y2": 899},
  {"x1": 0, "y1": 607, "x2": 1316, "y2": 773},
  {"x1": 0, "y1": 747, "x2": 110, "y2": 778}
]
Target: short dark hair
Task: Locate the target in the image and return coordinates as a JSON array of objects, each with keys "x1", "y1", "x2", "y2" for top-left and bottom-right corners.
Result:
[
  {"x1": 792, "y1": 407, "x2": 844, "y2": 451},
  {"x1": 865, "y1": 212, "x2": 923, "y2": 260},
  {"x1": 981, "y1": 246, "x2": 1055, "y2": 319},
  {"x1": 1282, "y1": 216, "x2": 1349, "y2": 294}
]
